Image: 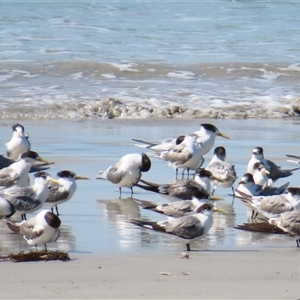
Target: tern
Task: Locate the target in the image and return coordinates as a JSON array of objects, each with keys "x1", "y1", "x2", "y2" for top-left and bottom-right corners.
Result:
[
  {"x1": 131, "y1": 203, "x2": 227, "y2": 251},
  {"x1": 132, "y1": 123, "x2": 230, "y2": 156},
  {"x1": 134, "y1": 196, "x2": 222, "y2": 218},
  {"x1": 205, "y1": 146, "x2": 237, "y2": 194},
  {"x1": 150, "y1": 135, "x2": 204, "y2": 177},
  {"x1": 1, "y1": 171, "x2": 60, "y2": 220},
  {"x1": 97, "y1": 153, "x2": 151, "y2": 198},
  {"x1": 43, "y1": 170, "x2": 89, "y2": 215},
  {"x1": 5, "y1": 124, "x2": 31, "y2": 160},
  {"x1": 235, "y1": 209, "x2": 300, "y2": 248},
  {"x1": 247, "y1": 146, "x2": 300, "y2": 182},
  {"x1": 235, "y1": 187, "x2": 300, "y2": 220},
  {"x1": 137, "y1": 169, "x2": 223, "y2": 202},
  {"x1": 6, "y1": 209, "x2": 61, "y2": 251}
]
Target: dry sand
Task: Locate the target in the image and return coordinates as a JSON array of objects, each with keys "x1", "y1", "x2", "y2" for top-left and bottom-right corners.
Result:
[{"x1": 1, "y1": 248, "x2": 300, "y2": 299}]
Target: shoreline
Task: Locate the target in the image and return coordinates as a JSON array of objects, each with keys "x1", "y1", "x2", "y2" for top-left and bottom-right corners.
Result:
[{"x1": 1, "y1": 248, "x2": 300, "y2": 299}]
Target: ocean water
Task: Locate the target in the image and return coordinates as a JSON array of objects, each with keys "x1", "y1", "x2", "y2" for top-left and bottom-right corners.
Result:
[{"x1": 1, "y1": 1, "x2": 300, "y2": 120}]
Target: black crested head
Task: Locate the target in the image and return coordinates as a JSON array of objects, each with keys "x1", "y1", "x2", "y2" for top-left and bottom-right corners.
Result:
[
  {"x1": 240, "y1": 173, "x2": 254, "y2": 183},
  {"x1": 12, "y1": 123, "x2": 25, "y2": 132},
  {"x1": 141, "y1": 153, "x2": 151, "y2": 172},
  {"x1": 175, "y1": 135, "x2": 185, "y2": 145},
  {"x1": 26, "y1": 150, "x2": 40, "y2": 160},
  {"x1": 201, "y1": 123, "x2": 217, "y2": 133},
  {"x1": 253, "y1": 147, "x2": 263, "y2": 155},
  {"x1": 214, "y1": 146, "x2": 226, "y2": 157},
  {"x1": 195, "y1": 203, "x2": 213, "y2": 213},
  {"x1": 57, "y1": 170, "x2": 77, "y2": 178},
  {"x1": 44, "y1": 211, "x2": 61, "y2": 228},
  {"x1": 195, "y1": 168, "x2": 213, "y2": 178},
  {"x1": 287, "y1": 187, "x2": 300, "y2": 196},
  {"x1": 34, "y1": 171, "x2": 50, "y2": 179}
]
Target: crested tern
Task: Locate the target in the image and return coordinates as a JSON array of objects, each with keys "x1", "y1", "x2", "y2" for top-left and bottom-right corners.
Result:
[
  {"x1": 132, "y1": 123, "x2": 230, "y2": 156},
  {"x1": 97, "y1": 153, "x2": 151, "y2": 198},
  {"x1": 137, "y1": 169, "x2": 222, "y2": 202},
  {"x1": 134, "y1": 196, "x2": 221, "y2": 218},
  {"x1": 43, "y1": 170, "x2": 89, "y2": 215},
  {"x1": 6, "y1": 209, "x2": 61, "y2": 251},
  {"x1": 150, "y1": 135, "x2": 204, "y2": 178},
  {"x1": 247, "y1": 146, "x2": 300, "y2": 182},
  {"x1": 1, "y1": 171, "x2": 60, "y2": 220},
  {"x1": 235, "y1": 209, "x2": 300, "y2": 248},
  {"x1": 130, "y1": 203, "x2": 227, "y2": 251},
  {"x1": 235, "y1": 187, "x2": 300, "y2": 220},
  {"x1": 5, "y1": 124, "x2": 31, "y2": 160},
  {"x1": 205, "y1": 146, "x2": 237, "y2": 194}
]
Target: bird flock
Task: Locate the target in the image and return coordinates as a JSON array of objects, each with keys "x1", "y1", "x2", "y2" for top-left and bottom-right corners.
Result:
[
  {"x1": 1, "y1": 122, "x2": 300, "y2": 254},
  {"x1": 0, "y1": 124, "x2": 89, "y2": 251},
  {"x1": 98, "y1": 123, "x2": 300, "y2": 251}
]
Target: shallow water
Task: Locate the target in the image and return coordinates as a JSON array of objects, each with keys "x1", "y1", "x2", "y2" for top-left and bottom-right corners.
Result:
[{"x1": 1, "y1": 118, "x2": 300, "y2": 256}]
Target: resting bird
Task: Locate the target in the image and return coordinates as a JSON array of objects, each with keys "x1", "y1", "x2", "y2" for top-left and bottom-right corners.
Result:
[
  {"x1": 131, "y1": 203, "x2": 226, "y2": 251},
  {"x1": 0, "y1": 150, "x2": 52, "y2": 172},
  {"x1": 247, "y1": 146, "x2": 300, "y2": 182},
  {"x1": 235, "y1": 187, "x2": 300, "y2": 220},
  {"x1": 6, "y1": 209, "x2": 61, "y2": 251},
  {"x1": 43, "y1": 170, "x2": 89, "y2": 215},
  {"x1": 235, "y1": 209, "x2": 300, "y2": 248},
  {"x1": 134, "y1": 196, "x2": 222, "y2": 218},
  {"x1": 5, "y1": 124, "x2": 31, "y2": 160},
  {"x1": 136, "y1": 169, "x2": 223, "y2": 202},
  {"x1": 97, "y1": 153, "x2": 151, "y2": 198}
]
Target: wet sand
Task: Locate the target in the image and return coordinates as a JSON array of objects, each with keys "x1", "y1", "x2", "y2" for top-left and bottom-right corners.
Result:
[
  {"x1": 1, "y1": 118, "x2": 300, "y2": 298},
  {"x1": 1, "y1": 249, "x2": 300, "y2": 299}
]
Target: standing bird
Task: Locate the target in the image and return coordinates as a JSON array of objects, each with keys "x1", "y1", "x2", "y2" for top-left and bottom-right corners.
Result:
[
  {"x1": 6, "y1": 209, "x2": 61, "y2": 251},
  {"x1": 205, "y1": 146, "x2": 237, "y2": 194},
  {"x1": 252, "y1": 162, "x2": 272, "y2": 188},
  {"x1": 247, "y1": 146, "x2": 300, "y2": 182},
  {"x1": 150, "y1": 135, "x2": 204, "y2": 178},
  {"x1": 131, "y1": 203, "x2": 227, "y2": 251},
  {"x1": 1, "y1": 171, "x2": 60, "y2": 220},
  {"x1": 97, "y1": 153, "x2": 151, "y2": 198},
  {"x1": 132, "y1": 123, "x2": 230, "y2": 155},
  {"x1": 5, "y1": 124, "x2": 31, "y2": 160},
  {"x1": 43, "y1": 170, "x2": 89, "y2": 215}
]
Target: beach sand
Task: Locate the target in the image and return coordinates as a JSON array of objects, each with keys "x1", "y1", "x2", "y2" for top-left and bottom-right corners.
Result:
[
  {"x1": 0, "y1": 118, "x2": 300, "y2": 299},
  {"x1": 1, "y1": 249, "x2": 300, "y2": 299}
]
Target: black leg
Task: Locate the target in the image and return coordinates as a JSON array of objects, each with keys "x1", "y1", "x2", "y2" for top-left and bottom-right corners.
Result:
[
  {"x1": 231, "y1": 186, "x2": 235, "y2": 205},
  {"x1": 186, "y1": 243, "x2": 191, "y2": 251},
  {"x1": 55, "y1": 206, "x2": 59, "y2": 216},
  {"x1": 119, "y1": 187, "x2": 122, "y2": 199},
  {"x1": 297, "y1": 239, "x2": 300, "y2": 248},
  {"x1": 130, "y1": 187, "x2": 133, "y2": 198}
]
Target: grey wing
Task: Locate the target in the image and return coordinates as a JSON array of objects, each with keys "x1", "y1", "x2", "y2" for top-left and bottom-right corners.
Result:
[
  {"x1": 0, "y1": 188, "x2": 37, "y2": 211},
  {"x1": 20, "y1": 219, "x2": 42, "y2": 239},
  {"x1": 159, "y1": 201, "x2": 195, "y2": 217},
  {"x1": 207, "y1": 161, "x2": 237, "y2": 179},
  {"x1": 166, "y1": 215, "x2": 204, "y2": 239},
  {"x1": 0, "y1": 155, "x2": 13, "y2": 169},
  {"x1": 280, "y1": 211, "x2": 300, "y2": 236},
  {"x1": 47, "y1": 184, "x2": 70, "y2": 203},
  {"x1": 106, "y1": 166, "x2": 124, "y2": 184},
  {"x1": 163, "y1": 146, "x2": 192, "y2": 164},
  {"x1": 0, "y1": 169, "x2": 18, "y2": 187},
  {"x1": 260, "y1": 195, "x2": 293, "y2": 215}
]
